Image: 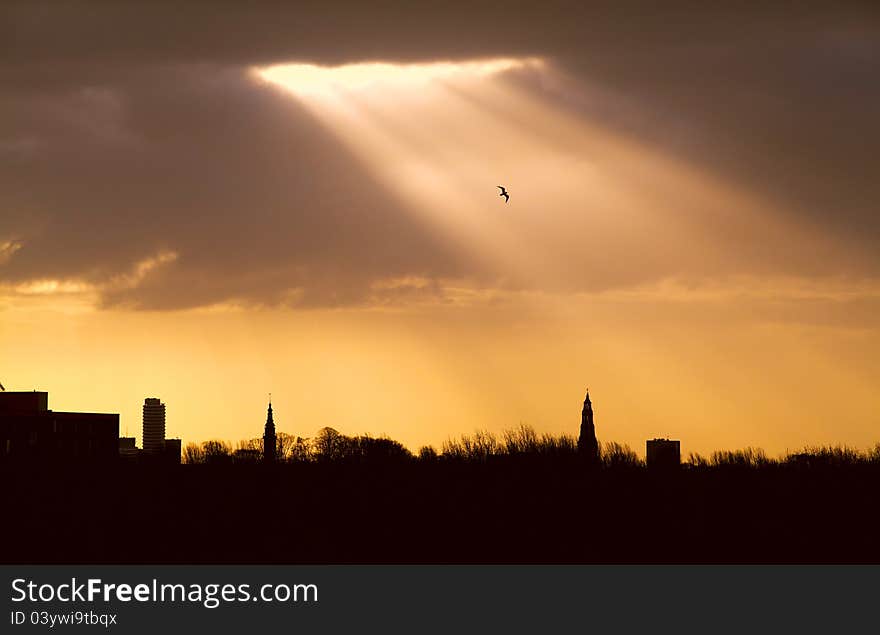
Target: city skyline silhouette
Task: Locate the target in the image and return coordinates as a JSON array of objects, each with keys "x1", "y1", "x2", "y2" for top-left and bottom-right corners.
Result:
[
  {"x1": 3, "y1": 381, "x2": 879, "y2": 564},
  {"x1": 2, "y1": 384, "x2": 876, "y2": 469}
]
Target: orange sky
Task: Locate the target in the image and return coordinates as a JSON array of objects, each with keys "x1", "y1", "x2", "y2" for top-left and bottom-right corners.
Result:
[
  {"x1": 2, "y1": 53, "x2": 879, "y2": 456},
  {"x1": 3, "y1": 273, "x2": 879, "y2": 457}
]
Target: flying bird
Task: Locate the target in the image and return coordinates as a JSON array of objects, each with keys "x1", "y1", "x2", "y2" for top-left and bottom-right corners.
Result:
[{"x1": 497, "y1": 185, "x2": 509, "y2": 203}]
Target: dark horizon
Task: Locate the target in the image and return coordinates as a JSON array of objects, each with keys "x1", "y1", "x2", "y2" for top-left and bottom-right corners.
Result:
[{"x1": 3, "y1": 383, "x2": 880, "y2": 564}]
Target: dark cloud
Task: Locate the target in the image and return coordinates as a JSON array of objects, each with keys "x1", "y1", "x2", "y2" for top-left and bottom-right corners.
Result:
[
  {"x1": 1, "y1": 2, "x2": 878, "y2": 309},
  {"x1": 0, "y1": 62, "x2": 476, "y2": 308}
]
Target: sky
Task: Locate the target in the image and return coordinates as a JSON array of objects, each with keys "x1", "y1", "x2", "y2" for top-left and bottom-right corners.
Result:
[{"x1": 2, "y1": 2, "x2": 879, "y2": 456}]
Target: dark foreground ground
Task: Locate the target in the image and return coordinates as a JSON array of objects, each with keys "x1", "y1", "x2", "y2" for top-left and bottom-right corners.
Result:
[{"x1": 3, "y1": 460, "x2": 879, "y2": 563}]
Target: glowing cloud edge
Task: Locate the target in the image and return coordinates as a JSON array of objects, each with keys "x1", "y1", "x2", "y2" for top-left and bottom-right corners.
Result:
[{"x1": 252, "y1": 57, "x2": 545, "y2": 97}]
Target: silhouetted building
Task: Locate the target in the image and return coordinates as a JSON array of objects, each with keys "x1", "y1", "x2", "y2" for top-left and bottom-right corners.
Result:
[
  {"x1": 0, "y1": 391, "x2": 48, "y2": 415},
  {"x1": 263, "y1": 398, "x2": 276, "y2": 463},
  {"x1": 577, "y1": 390, "x2": 600, "y2": 465},
  {"x1": 119, "y1": 436, "x2": 139, "y2": 461},
  {"x1": 0, "y1": 391, "x2": 118, "y2": 463},
  {"x1": 142, "y1": 398, "x2": 166, "y2": 454},
  {"x1": 163, "y1": 438, "x2": 181, "y2": 465},
  {"x1": 646, "y1": 438, "x2": 680, "y2": 470}
]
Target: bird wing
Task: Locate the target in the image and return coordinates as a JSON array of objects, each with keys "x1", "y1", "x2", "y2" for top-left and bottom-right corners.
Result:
[
  {"x1": 497, "y1": 186, "x2": 505, "y2": 192},
  {"x1": 503, "y1": 193, "x2": 509, "y2": 202}
]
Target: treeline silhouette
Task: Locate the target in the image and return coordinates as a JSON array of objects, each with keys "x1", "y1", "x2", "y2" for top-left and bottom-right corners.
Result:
[
  {"x1": 183, "y1": 427, "x2": 411, "y2": 464},
  {"x1": 3, "y1": 424, "x2": 880, "y2": 564},
  {"x1": 181, "y1": 424, "x2": 880, "y2": 469}
]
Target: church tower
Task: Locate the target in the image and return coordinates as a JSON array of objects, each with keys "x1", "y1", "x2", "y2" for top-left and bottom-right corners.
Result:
[
  {"x1": 263, "y1": 397, "x2": 276, "y2": 463},
  {"x1": 578, "y1": 389, "x2": 600, "y2": 465}
]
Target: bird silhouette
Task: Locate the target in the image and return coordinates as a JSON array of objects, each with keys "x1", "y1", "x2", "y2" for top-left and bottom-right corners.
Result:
[{"x1": 497, "y1": 185, "x2": 509, "y2": 203}]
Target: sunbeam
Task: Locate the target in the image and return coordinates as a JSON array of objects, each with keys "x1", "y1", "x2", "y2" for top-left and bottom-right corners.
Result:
[{"x1": 253, "y1": 56, "x2": 846, "y2": 296}]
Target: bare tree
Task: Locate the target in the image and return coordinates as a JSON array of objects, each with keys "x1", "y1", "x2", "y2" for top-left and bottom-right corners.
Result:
[
  {"x1": 183, "y1": 443, "x2": 204, "y2": 464},
  {"x1": 288, "y1": 436, "x2": 313, "y2": 463},
  {"x1": 313, "y1": 427, "x2": 346, "y2": 461},
  {"x1": 201, "y1": 440, "x2": 233, "y2": 464},
  {"x1": 276, "y1": 432, "x2": 298, "y2": 461}
]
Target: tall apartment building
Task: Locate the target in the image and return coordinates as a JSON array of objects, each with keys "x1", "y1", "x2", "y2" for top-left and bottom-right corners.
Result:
[{"x1": 142, "y1": 397, "x2": 166, "y2": 454}]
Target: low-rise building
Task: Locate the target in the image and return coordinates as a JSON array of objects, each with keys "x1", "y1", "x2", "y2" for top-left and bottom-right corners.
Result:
[
  {"x1": 0, "y1": 391, "x2": 118, "y2": 463},
  {"x1": 646, "y1": 438, "x2": 681, "y2": 470}
]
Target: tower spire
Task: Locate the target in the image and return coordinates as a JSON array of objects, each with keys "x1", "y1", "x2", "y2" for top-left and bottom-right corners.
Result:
[
  {"x1": 578, "y1": 388, "x2": 599, "y2": 466},
  {"x1": 263, "y1": 394, "x2": 276, "y2": 463}
]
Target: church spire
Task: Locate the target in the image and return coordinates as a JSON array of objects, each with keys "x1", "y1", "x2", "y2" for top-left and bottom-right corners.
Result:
[
  {"x1": 263, "y1": 394, "x2": 277, "y2": 463},
  {"x1": 578, "y1": 388, "x2": 599, "y2": 465}
]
